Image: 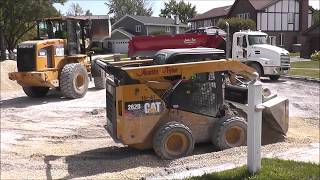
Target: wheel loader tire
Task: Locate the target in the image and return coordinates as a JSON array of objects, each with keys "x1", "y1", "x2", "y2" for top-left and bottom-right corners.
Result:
[
  {"x1": 153, "y1": 121, "x2": 194, "y2": 160},
  {"x1": 269, "y1": 75, "x2": 280, "y2": 81},
  {"x1": 22, "y1": 86, "x2": 49, "y2": 98},
  {"x1": 60, "y1": 63, "x2": 89, "y2": 99},
  {"x1": 93, "y1": 71, "x2": 106, "y2": 89},
  {"x1": 212, "y1": 116, "x2": 247, "y2": 150}
]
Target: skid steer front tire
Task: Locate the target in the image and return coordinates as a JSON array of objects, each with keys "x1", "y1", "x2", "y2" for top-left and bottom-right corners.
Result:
[
  {"x1": 22, "y1": 86, "x2": 49, "y2": 98},
  {"x1": 212, "y1": 116, "x2": 247, "y2": 150},
  {"x1": 60, "y1": 63, "x2": 89, "y2": 99},
  {"x1": 153, "y1": 121, "x2": 194, "y2": 160}
]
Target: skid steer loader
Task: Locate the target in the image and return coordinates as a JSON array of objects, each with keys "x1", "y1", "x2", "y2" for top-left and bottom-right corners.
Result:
[
  {"x1": 95, "y1": 48, "x2": 289, "y2": 159},
  {"x1": 8, "y1": 16, "x2": 105, "y2": 99}
]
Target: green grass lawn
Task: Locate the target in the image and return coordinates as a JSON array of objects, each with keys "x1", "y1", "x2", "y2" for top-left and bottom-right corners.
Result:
[
  {"x1": 189, "y1": 158, "x2": 320, "y2": 180},
  {"x1": 289, "y1": 61, "x2": 320, "y2": 78},
  {"x1": 291, "y1": 61, "x2": 320, "y2": 69}
]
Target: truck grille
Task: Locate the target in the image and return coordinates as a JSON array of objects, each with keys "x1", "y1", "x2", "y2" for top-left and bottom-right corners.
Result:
[
  {"x1": 106, "y1": 82, "x2": 117, "y2": 141},
  {"x1": 280, "y1": 55, "x2": 290, "y2": 68},
  {"x1": 17, "y1": 47, "x2": 36, "y2": 72}
]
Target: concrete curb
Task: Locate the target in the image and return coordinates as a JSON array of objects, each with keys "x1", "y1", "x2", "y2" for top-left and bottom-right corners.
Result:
[{"x1": 281, "y1": 75, "x2": 320, "y2": 83}]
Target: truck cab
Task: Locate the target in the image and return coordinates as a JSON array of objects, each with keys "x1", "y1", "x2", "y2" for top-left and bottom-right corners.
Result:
[{"x1": 232, "y1": 31, "x2": 290, "y2": 80}]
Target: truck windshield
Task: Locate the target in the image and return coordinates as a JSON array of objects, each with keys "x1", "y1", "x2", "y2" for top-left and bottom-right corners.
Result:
[{"x1": 248, "y1": 35, "x2": 268, "y2": 45}]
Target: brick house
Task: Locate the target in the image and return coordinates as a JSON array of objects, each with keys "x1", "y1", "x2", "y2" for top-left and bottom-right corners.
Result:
[{"x1": 188, "y1": 0, "x2": 317, "y2": 56}]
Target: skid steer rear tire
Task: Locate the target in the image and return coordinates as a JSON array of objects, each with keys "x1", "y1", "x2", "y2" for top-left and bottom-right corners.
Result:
[
  {"x1": 93, "y1": 71, "x2": 106, "y2": 89},
  {"x1": 153, "y1": 121, "x2": 194, "y2": 160},
  {"x1": 60, "y1": 63, "x2": 88, "y2": 99},
  {"x1": 22, "y1": 86, "x2": 49, "y2": 98},
  {"x1": 212, "y1": 116, "x2": 247, "y2": 150}
]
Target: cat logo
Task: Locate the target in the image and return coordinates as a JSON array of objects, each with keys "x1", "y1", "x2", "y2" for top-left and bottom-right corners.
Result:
[{"x1": 144, "y1": 102, "x2": 162, "y2": 114}]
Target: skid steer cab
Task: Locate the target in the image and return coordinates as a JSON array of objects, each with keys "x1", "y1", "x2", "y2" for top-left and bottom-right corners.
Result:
[
  {"x1": 95, "y1": 48, "x2": 289, "y2": 159},
  {"x1": 8, "y1": 16, "x2": 106, "y2": 99}
]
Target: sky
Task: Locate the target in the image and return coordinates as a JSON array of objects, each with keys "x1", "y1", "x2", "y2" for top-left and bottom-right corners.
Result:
[{"x1": 53, "y1": 0, "x2": 320, "y2": 16}]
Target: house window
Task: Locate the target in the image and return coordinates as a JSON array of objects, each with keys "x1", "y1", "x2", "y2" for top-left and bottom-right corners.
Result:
[
  {"x1": 279, "y1": 33, "x2": 284, "y2": 46},
  {"x1": 211, "y1": 19, "x2": 216, "y2": 26},
  {"x1": 165, "y1": 26, "x2": 170, "y2": 32},
  {"x1": 269, "y1": 36, "x2": 276, "y2": 46},
  {"x1": 288, "y1": 13, "x2": 294, "y2": 24},
  {"x1": 136, "y1": 25, "x2": 141, "y2": 32},
  {"x1": 237, "y1": 13, "x2": 250, "y2": 20}
]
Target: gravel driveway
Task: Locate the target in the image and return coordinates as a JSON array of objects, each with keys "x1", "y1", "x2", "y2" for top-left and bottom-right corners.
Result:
[{"x1": 1, "y1": 79, "x2": 319, "y2": 179}]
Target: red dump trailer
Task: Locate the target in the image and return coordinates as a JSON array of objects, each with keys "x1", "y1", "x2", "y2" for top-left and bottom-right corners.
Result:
[{"x1": 128, "y1": 32, "x2": 226, "y2": 58}]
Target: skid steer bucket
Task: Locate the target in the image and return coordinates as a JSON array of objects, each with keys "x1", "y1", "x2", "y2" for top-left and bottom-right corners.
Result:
[
  {"x1": 262, "y1": 97, "x2": 289, "y2": 135},
  {"x1": 225, "y1": 85, "x2": 289, "y2": 143}
]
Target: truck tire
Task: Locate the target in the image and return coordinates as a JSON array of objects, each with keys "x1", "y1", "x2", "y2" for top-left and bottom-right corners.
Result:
[
  {"x1": 153, "y1": 121, "x2": 194, "y2": 159},
  {"x1": 22, "y1": 86, "x2": 49, "y2": 98},
  {"x1": 269, "y1": 75, "x2": 280, "y2": 81},
  {"x1": 212, "y1": 116, "x2": 247, "y2": 150},
  {"x1": 93, "y1": 71, "x2": 106, "y2": 89},
  {"x1": 249, "y1": 63, "x2": 263, "y2": 77},
  {"x1": 60, "y1": 63, "x2": 88, "y2": 99}
]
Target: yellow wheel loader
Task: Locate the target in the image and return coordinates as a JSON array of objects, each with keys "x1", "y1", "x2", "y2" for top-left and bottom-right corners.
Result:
[
  {"x1": 8, "y1": 16, "x2": 105, "y2": 99},
  {"x1": 95, "y1": 48, "x2": 289, "y2": 159}
]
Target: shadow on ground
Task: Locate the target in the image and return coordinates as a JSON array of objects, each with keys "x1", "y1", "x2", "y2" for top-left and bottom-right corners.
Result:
[
  {"x1": 44, "y1": 143, "x2": 217, "y2": 179},
  {"x1": 260, "y1": 78, "x2": 287, "y2": 84},
  {"x1": 0, "y1": 90, "x2": 69, "y2": 108},
  {"x1": 0, "y1": 87, "x2": 104, "y2": 108}
]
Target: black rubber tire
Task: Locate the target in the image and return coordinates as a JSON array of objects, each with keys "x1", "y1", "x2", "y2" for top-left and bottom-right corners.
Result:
[
  {"x1": 212, "y1": 116, "x2": 247, "y2": 150},
  {"x1": 249, "y1": 63, "x2": 263, "y2": 77},
  {"x1": 60, "y1": 63, "x2": 89, "y2": 99},
  {"x1": 269, "y1": 75, "x2": 280, "y2": 81},
  {"x1": 22, "y1": 86, "x2": 49, "y2": 98},
  {"x1": 153, "y1": 121, "x2": 194, "y2": 160},
  {"x1": 93, "y1": 71, "x2": 106, "y2": 89}
]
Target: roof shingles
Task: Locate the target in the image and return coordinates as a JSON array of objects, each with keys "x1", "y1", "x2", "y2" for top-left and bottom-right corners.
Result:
[
  {"x1": 129, "y1": 15, "x2": 188, "y2": 27},
  {"x1": 188, "y1": 0, "x2": 280, "y2": 22}
]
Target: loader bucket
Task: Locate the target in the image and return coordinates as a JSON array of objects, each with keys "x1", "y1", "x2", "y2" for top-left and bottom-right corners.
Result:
[{"x1": 262, "y1": 97, "x2": 289, "y2": 135}]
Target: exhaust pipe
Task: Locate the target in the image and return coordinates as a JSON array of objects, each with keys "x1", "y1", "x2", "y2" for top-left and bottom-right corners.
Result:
[{"x1": 225, "y1": 22, "x2": 230, "y2": 60}]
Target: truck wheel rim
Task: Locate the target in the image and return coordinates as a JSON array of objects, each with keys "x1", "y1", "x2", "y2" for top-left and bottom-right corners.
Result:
[
  {"x1": 165, "y1": 132, "x2": 188, "y2": 156},
  {"x1": 225, "y1": 126, "x2": 244, "y2": 146},
  {"x1": 76, "y1": 74, "x2": 85, "y2": 90}
]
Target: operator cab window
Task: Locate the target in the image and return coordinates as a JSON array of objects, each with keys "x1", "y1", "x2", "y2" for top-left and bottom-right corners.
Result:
[
  {"x1": 169, "y1": 72, "x2": 221, "y2": 117},
  {"x1": 153, "y1": 53, "x2": 167, "y2": 65}
]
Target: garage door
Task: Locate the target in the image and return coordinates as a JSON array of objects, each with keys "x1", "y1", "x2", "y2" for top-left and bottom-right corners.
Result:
[{"x1": 111, "y1": 40, "x2": 129, "y2": 54}]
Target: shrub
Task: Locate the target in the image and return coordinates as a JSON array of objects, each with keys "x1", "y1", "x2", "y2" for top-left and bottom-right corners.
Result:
[
  {"x1": 311, "y1": 51, "x2": 320, "y2": 61},
  {"x1": 91, "y1": 47, "x2": 104, "y2": 54},
  {"x1": 217, "y1": 17, "x2": 256, "y2": 35},
  {"x1": 150, "y1": 29, "x2": 167, "y2": 35}
]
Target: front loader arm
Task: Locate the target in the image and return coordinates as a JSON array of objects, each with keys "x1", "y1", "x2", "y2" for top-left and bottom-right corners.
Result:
[
  {"x1": 123, "y1": 60, "x2": 258, "y2": 83},
  {"x1": 95, "y1": 59, "x2": 258, "y2": 85}
]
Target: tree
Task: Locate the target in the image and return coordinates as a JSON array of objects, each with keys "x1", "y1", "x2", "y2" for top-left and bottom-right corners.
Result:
[
  {"x1": 105, "y1": 0, "x2": 153, "y2": 21},
  {"x1": 0, "y1": 0, "x2": 65, "y2": 60},
  {"x1": 159, "y1": 0, "x2": 197, "y2": 24},
  {"x1": 67, "y1": 2, "x2": 84, "y2": 16},
  {"x1": 217, "y1": 18, "x2": 256, "y2": 35},
  {"x1": 85, "y1": 10, "x2": 93, "y2": 16},
  {"x1": 312, "y1": 9, "x2": 320, "y2": 24}
]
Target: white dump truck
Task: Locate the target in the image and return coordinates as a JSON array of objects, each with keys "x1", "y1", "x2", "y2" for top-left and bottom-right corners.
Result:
[
  {"x1": 232, "y1": 30, "x2": 290, "y2": 80},
  {"x1": 128, "y1": 27, "x2": 291, "y2": 80}
]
